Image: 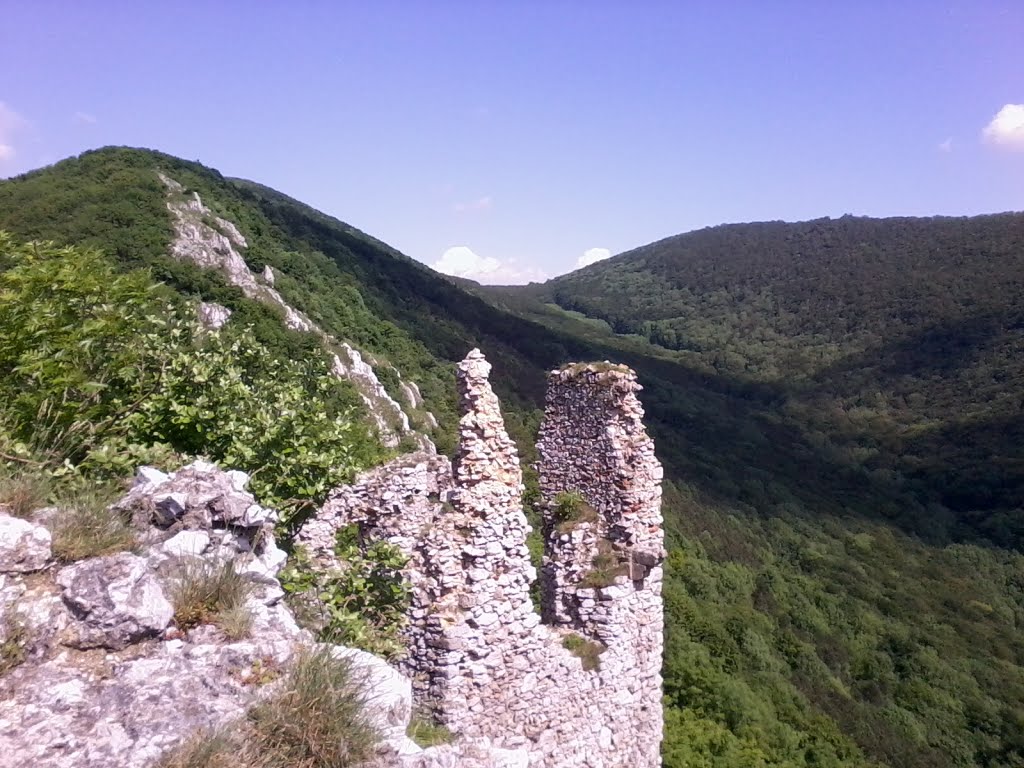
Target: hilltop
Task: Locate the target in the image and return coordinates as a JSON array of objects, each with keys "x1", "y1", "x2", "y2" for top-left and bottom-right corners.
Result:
[{"x1": 1, "y1": 147, "x2": 1023, "y2": 767}]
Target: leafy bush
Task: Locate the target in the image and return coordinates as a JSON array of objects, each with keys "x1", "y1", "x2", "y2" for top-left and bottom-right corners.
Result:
[
  {"x1": 170, "y1": 561, "x2": 253, "y2": 640},
  {"x1": 407, "y1": 713, "x2": 455, "y2": 747},
  {"x1": 280, "y1": 528, "x2": 410, "y2": 659},
  {"x1": 0, "y1": 233, "x2": 383, "y2": 521}
]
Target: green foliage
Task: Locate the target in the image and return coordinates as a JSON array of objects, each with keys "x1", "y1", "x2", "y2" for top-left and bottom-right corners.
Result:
[
  {"x1": 0, "y1": 233, "x2": 382, "y2": 519},
  {"x1": 170, "y1": 560, "x2": 253, "y2": 640},
  {"x1": 0, "y1": 611, "x2": 28, "y2": 676},
  {"x1": 406, "y1": 714, "x2": 456, "y2": 747},
  {"x1": 551, "y1": 489, "x2": 598, "y2": 532},
  {"x1": 280, "y1": 532, "x2": 410, "y2": 659},
  {"x1": 579, "y1": 540, "x2": 628, "y2": 588}
]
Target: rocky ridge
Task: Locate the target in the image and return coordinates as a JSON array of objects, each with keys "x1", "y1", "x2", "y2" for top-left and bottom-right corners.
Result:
[{"x1": 159, "y1": 172, "x2": 430, "y2": 449}]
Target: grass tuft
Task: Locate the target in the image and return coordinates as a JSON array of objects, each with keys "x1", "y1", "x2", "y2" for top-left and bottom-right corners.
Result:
[
  {"x1": 246, "y1": 647, "x2": 379, "y2": 767},
  {"x1": 155, "y1": 729, "x2": 240, "y2": 768},
  {"x1": 51, "y1": 489, "x2": 136, "y2": 561},
  {"x1": 562, "y1": 632, "x2": 606, "y2": 671},
  {"x1": 171, "y1": 561, "x2": 252, "y2": 639},
  {"x1": 407, "y1": 712, "x2": 455, "y2": 747},
  {"x1": 157, "y1": 647, "x2": 379, "y2": 767},
  {"x1": 0, "y1": 465, "x2": 52, "y2": 519}
]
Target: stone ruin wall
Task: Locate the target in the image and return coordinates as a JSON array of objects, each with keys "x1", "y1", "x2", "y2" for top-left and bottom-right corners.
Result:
[{"x1": 296, "y1": 351, "x2": 664, "y2": 767}]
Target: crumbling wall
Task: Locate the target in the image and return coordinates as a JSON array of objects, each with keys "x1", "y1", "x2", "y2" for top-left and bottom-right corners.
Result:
[{"x1": 299, "y1": 351, "x2": 664, "y2": 767}]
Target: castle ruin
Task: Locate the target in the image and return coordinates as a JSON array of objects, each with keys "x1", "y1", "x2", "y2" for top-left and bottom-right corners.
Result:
[{"x1": 297, "y1": 350, "x2": 665, "y2": 767}]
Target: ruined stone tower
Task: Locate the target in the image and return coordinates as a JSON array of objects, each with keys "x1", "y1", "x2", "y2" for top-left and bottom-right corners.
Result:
[{"x1": 296, "y1": 351, "x2": 665, "y2": 767}]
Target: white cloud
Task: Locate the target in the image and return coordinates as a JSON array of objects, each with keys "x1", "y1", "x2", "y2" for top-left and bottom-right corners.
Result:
[
  {"x1": 72, "y1": 111, "x2": 97, "y2": 125},
  {"x1": 432, "y1": 245, "x2": 547, "y2": 285},
  {"x1": 938, "y1": 137, "x2": 953, "y2": 153},
  {"x1": 982, "y1": 104, "x2": 1024, "y2": 150},
  {"x1": 0, "y1": 102, "x2": 29, "y2": 165},
  {"x1": 576, "y1": 247, "x2": 612, "y2": 269},
  {"x1": 453, "y1": 195, "x2": 493, "y2": 213}
]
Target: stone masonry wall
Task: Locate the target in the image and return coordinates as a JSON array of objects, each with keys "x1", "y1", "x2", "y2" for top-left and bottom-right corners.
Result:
[{"x1": 297, "y1": 351, "x2": 665, "y2": 767}]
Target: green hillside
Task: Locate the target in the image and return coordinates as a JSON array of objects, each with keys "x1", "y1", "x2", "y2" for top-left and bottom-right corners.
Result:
[{"x1": 2, "y1": 147, "x2": 1023, "y2": 767}]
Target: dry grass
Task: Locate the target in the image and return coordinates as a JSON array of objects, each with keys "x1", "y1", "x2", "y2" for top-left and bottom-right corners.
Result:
[
  {"x1": 157, "y1": 647, "x2": 378, "y2": 767},
  {"x1": 0, "y1": 465, "x2": 52, "y2": 519},
  {"x1": 246, "y1": 647, "x2": 379, "y2": 767},
  {"x1": 579, "y1": 539, "x2": 629, "y2": 588},
  {"x1": 155, "y1": 729, "x2": 239, "y2": 768},
  {"x1": 171, "y1": 561, "x2": 252, "y2": 640},
  {"x1": 50, "y1": 489, "x2": 136, "y2": 561},
  {"x1": 562, "y1": 632, "x2": 606, "y2": 671}
]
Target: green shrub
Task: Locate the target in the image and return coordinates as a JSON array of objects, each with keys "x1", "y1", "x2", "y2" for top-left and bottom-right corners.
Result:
[
  {"x1": 170, "y1": 561, "x2": 252, "y2": 640},
  {"x1": 0, "y1": 233, "x2": 383, "y2": 522},
  {"x1": 280, "y1": 532, "x2": 410, "y2": 660},
  {"x1": 552, "y1": 489, "x2": 599, "y2": 533}
]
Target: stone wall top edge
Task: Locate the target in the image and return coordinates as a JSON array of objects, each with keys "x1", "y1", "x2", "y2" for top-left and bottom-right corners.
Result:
[{"x1": 549, "y1": 361, "x2": 638, "y2": 382}]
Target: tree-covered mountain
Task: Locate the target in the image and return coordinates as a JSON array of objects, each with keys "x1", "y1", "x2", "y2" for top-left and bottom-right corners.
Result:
[{"x1": 2, "y1": 147, "x2": 1023, "y2": 767}]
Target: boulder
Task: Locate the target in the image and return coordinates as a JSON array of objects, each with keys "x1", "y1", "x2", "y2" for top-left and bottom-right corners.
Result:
[{"x1": 56, "y1": 553, "x2": 174, "y2": 649}]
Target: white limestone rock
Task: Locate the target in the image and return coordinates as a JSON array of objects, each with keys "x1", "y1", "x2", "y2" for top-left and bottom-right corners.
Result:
[
  {"x1": 56, "y1": 553, "x2": 174, "y2": 650},
  {"x1": 0, "y1": 514, "x2": 52, "y2": 573}
]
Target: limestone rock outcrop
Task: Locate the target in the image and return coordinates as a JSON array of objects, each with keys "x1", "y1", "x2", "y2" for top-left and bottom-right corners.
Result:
[
  {"x1": 0, "y1": 460, "x2": 525, "y2": 768},
  {"x1": 0, "y1": 515, "x2": 51, "y2": 573}
]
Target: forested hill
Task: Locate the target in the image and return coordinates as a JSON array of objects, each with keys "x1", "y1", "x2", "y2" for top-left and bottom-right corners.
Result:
[
  {"x1": 3, "y1": 147, "x2": 1024, "y2": 767},
  {"x1": 489, "y1": 213, "x2": 1024, "y2": 549}
]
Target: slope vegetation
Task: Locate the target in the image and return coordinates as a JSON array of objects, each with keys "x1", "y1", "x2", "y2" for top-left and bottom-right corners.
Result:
[{"x1": 2, "y1": 148, "x2": 1023, "y2": 767}]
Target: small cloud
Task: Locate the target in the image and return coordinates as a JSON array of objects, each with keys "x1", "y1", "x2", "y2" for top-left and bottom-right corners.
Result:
[
  {"x1": 982, "y1": 104, "x2": 1024, "y2": 151},
  {"x1": 72, "y1": 111, "x2": 97, "y2": 125},
  {"x1": 0, "y1": 102, "x2": 29, "y2": 167},
  {"x1": 432, "y1": 245, "x2": 547, "y2": 285},
  {"x1": 453, "y1": 195, "x2": 493, "y2": 213},
  {"x1": 938, "y1": 137, "x2": 953, "y2": 153},
  {"x1": 576, "y1": 247, "x2": 612, "y2": 269}
]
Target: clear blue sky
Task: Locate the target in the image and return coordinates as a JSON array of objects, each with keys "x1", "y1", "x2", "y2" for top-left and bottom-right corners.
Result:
[{"x1": 1, "y1": 1, "x2": 1021, "y2": 282}]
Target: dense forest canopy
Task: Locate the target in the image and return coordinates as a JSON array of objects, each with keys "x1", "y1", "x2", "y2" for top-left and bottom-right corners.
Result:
[{"x1": 2, "y1": 147, "x2": 1023, "y2": 767}]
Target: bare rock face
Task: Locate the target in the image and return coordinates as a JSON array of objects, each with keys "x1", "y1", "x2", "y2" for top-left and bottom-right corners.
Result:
[
  {"x1": 56, "y1": 553, "x2": 174, "y2": 650},
  {"x1": 196, "y1": 301, "x2": 232, "y2": 330},
  {"x1": 0, "y1": 514, "x2": 51, "y2": 573}
]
